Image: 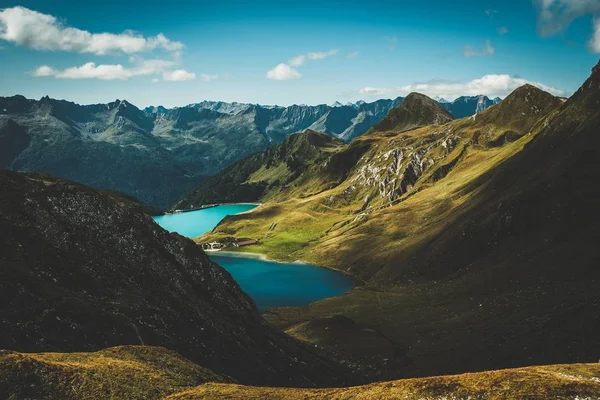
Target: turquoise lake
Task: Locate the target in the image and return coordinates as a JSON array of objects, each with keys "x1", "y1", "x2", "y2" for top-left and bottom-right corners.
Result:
[
  {"x1": 152, "y1": 205, "x2": 354, "y2": 312},
  {"x1": 152, "y1": 204, "x2": 258, "y2": 238}
]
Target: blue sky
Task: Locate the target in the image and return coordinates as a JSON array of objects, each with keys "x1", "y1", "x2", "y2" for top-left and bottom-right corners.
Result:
[{"x1": 0, "y1": 0, "x2": 599, "y2": 107}]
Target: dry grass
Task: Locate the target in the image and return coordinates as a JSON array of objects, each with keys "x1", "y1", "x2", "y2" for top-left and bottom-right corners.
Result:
[
  {"x1": 0, "y1": 346, "x2": 227, "y2": 400},
  {"x1": 168, "y1": 363, "x2": 600, "y2": 399}
]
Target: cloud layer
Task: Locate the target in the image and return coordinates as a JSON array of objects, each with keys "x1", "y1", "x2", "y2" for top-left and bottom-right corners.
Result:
[
  {"x1": 33, "y1": 59, "x2": 195, "y2": 81},
  {"x1": 463, "y1": 40, "x2": 496, "y2": 57},
  {"x1": 0, "y1": 6, "x2": 183, "y2": 55},
  {"x1": 532, "y1": 0, "x2": 600, "y2": 52},
  {"x1": 163, "y1": 69, "x2": 196, "y2": 81},
  {"x1": 359, "y1": 74, "x2": 566, "y2": 100},
  {"x1": 266, "y1": 63, "x2": 301, "y2": 80}
]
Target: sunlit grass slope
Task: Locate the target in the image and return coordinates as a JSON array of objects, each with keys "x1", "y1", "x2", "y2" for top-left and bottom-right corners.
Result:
[{"x1": 169, "y1": 363, "x2": 600, "y2": 400}]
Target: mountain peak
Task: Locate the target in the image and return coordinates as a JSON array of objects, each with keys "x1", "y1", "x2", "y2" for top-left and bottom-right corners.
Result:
[
  {"x1": 473, "y1": 84, "x2": 562, "y2": 133},
  {"x1": 370, "y1": 92, "x2": 454, "y2": 133}
]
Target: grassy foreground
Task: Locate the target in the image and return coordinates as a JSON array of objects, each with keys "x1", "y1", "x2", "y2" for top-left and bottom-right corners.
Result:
[
  {"x1": 0, "y1": 346, "x2": 228, "y2": 399},
  {"x1": 169, "y1": 362, "x2": 600, "y2": 399}
]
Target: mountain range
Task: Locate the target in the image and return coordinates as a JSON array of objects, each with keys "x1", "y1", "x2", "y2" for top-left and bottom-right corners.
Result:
[{"x1": 0, "y1": 94, "x2": 500, "y2": 208}]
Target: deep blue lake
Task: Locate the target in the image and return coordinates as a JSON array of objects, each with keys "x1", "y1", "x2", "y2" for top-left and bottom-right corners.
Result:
[
  {"x1": 210, "y1": 253, "x2": 354, "y2": 312},
  {"x1": 152, "y1": 205, "x2": 354, "y2": 311}
]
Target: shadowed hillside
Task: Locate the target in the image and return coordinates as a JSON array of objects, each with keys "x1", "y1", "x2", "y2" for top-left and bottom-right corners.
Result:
[{"x1": 0, "y1": 170, "x2": 355, "y2": 387}]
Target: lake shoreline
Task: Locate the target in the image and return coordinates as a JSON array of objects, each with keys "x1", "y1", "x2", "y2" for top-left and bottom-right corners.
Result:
[{"x1": 168, "y1": 202, "x2": 262, "y2": 215}]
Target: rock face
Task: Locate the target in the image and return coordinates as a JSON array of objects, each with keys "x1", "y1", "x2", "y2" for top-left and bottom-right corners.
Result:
[
  {"x1": 441, "y1": 95, "x2": 501, "y2": 118},
  {"x1": 0, "y1": 170, "x2": 353, "y2": 387}
]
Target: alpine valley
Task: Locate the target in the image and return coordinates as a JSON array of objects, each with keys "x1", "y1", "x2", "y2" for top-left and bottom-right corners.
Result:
[{"x1": 0, "y1": 39, "x2": 600, "y2": 400}]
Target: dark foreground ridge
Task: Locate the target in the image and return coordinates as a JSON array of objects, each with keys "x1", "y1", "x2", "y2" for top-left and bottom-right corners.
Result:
[{"x1": 0, "y1": 170, "x2": 355, "y2": 387}]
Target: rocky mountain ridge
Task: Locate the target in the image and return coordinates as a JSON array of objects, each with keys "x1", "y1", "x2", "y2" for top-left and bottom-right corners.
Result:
[{"x1": 0, "y1": 93, "x2": 501, "y2": 208}]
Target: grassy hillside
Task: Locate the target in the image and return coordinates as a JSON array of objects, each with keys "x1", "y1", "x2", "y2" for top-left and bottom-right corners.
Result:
[
  {"x1": 175, "y1": 130, "x2": 345, "y2": 208},
  {"x1": 0, "y1": 346, "x2": 227, "y2": 400},
  {"x1": 197, "y1": 63, "x2": 600, "y2": 379},
  {"x1": 169, "y1": 363, "x2": 600, "y2": 399},
  {"x1": 198, "y1": 84, "x2": 562, "y2": 267},
  {"x1": 3, "y1": 346, "x2": 598, "y2": 399},
  {"x1": 370, "y1": 92, "x2": 454, "y2": 133}
]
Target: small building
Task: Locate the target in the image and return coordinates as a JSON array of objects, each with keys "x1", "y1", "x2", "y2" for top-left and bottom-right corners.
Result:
[
  {"x1": 201, "y1": 242, "x2": 225, "y2": 251},
  {"x1": 235, "y1": 239, "x2": 258, "y2": 247}
]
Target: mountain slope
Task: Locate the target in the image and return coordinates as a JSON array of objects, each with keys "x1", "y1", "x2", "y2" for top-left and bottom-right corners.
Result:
[
  {"x1": 0, "y1": 170, "x2": 354, "y2": 387},
  {"x1": 370, "y1": 93, "x2": 454, "y2": 133},
  {"x1": 170, "y1": 363, "x2": 600, "y2": 400},
  {"x1": 0, "y1": 94, "x2": 494, "y2": 208},
  {"x1": 175, "y1": 130, "x2": 345, "y2": 208},
  {"x1": 0, "y1": 346, "x2": 228, "y2": 400},
  {"x1": 196, "y1": 66, "x2": 599, "y2": 379}
]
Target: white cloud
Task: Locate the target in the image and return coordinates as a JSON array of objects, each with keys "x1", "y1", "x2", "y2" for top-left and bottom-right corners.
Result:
[
  {"x1": 532, "y1": 0, "x2": 600, "y2": 52},
  {"x1": 0, "y1": 6, "x2": 184, "y2": 55},
  {"x1": 306, "y1": 49, "x2": 339, "y2": 60},
  {"x1": 463, "y1": 40, "x2": 495, "y2": 57},
  {"x1": 152, "y1": 78, "x2": 160, "y2": 83},
  {"x1": 32, "y1": 59, "x2": 193, "y2": 81},
  {"x1": 358, "y1": 74, "x2": 566, "y2": 100},
  {"x1": 287, "y1": 49, "x2": 338, "y2": 67},
  {"x1": 163, "y1": 69, "x2": 196, "y2": 81},
  {"x1": 347, "y1": 51, "x2": 359, "y2": 59},
  {"x1": 533, "y1": 0, "x2": 600, "y2": 34},
  {"x1": 200, "y1": 73, "x2": 219, "y2": 82},
  {"x1": 36, "y1": 62, "x2": 140, "y2": 80},
  {"x1": 591, "y1": 17, "x2": 600, "y2": 51},
  {"x1": 268, "y1": 49, "x2": 338, "y2": 80},
  {"x1": 498, "y1": 26, "x2": 509, "y2": 35},
  {"x1": 288, "y1": 54, "x2": 306, "y2": 67},
  {"x1": 485, "y1": 9, "x2": 500, "y2": 17},
  {"x1": 266, "y1": 63, "x2": 301, "y2": 80},
  {"x1": 32, "y1": 65, "x2": 57, "y2": 77}
]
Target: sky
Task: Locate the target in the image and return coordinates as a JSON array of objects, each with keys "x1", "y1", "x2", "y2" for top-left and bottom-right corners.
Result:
[{"x1": 1, "y1": 0, "x2": 600, "y2": 108}]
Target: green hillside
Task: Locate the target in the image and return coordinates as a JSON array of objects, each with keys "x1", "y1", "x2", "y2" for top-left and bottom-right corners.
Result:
[{"x1": 196, "y1": 62, "x2": 599, "y2": 379}]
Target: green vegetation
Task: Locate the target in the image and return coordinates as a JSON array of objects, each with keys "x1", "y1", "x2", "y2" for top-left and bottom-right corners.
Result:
[
  {"x1": 196, "y1": 65, "x2": 600, "y2": 380},
  {"x1": 176, "y1": 130, "x2": 346, "y2": 208}
]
